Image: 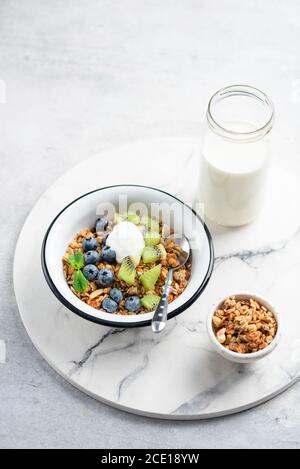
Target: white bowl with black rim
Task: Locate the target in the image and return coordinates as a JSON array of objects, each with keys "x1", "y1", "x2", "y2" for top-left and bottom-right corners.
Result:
[{"x1": 41, "y1": 185, "x2": 214, "y2": 328}]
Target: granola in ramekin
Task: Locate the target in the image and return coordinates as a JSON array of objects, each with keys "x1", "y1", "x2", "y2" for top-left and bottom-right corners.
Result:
[
  {"x1": 212, "y1": 296, "x2": 278, "y2": 353},
  {"x1": 62, "y1": 214, "x2": 191, "y2": 315}
]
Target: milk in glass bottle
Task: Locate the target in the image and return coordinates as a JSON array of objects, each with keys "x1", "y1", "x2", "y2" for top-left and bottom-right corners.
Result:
[{"x1": 199, "y1": 85, "x2": 274, "y2": 226}]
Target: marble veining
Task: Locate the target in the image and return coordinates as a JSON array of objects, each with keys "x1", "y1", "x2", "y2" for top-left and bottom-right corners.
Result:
[
  {"x1": 69, "y1": 328, "x2": 126, "y2": 376},
  {"x1": 173, "y1": 364, "x2": 247, "y2": 415},
  {"x1": 214, "y1": 233, "x2": 297, "y2": 269},
  {"x1": 13, "y1": 138, "x2": 300, "y2": 419}
]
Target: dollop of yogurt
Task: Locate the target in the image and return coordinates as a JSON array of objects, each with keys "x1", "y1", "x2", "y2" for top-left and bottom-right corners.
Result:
[{"x1": 106, "y1": 221, "x2": 145, "y2": 263}]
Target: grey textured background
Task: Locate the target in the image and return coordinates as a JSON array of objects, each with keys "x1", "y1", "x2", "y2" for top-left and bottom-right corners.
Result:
[{"x1": 1, "y1": 0, "x2": 300, "y2": 449}]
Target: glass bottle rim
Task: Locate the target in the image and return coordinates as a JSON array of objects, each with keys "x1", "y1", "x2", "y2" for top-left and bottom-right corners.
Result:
[{"x1": 206, "y1": 84, "x2": 275, "y2": 142}]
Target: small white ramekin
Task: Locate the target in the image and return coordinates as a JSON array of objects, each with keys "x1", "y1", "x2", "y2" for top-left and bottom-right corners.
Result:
[{"x1": 207, "y1": 293, "x2": 281, "y2": 364}]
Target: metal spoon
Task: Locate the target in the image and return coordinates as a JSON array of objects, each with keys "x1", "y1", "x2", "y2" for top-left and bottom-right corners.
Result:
[{"x1": 151, "y1": 234, "x2": 190, "y2": 333}]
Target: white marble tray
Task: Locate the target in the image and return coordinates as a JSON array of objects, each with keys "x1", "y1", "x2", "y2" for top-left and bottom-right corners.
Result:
[{"x1": 13, "y1": 138, "x2": 300, "y2": 419}]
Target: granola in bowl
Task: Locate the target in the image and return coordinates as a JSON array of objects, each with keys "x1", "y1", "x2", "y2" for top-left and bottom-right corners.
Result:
[
  {"x1": 207, "y1": 293, "x2": 280, "y2": 363},
  {"x1": 62, "y1": 213, "x2": 192, "y2": 315},
  {"x1": 212, "y1": 296, "x2": 277, "y2": 353},
  {"x1": 42, "y1": 184, "x2": 214, "y2": 328}
]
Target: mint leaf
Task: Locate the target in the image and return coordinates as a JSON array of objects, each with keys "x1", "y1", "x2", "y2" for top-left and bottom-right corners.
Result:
[
  {"x1": 68, "y1": 251, "x2": 84, "y2": 270},
  {"x1": 73, "y1": 270, "x2": 88, "y2": 293}
]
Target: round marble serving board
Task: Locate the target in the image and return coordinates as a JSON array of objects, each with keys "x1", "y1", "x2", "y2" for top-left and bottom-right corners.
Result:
[{"x1": 14, "y1": 138, "x2": 300, "y2": 419}]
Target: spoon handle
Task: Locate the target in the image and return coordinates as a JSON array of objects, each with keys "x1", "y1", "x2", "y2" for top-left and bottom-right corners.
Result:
[{"x1": 151, "y1": 270, "x2": 173, "y2": 333}]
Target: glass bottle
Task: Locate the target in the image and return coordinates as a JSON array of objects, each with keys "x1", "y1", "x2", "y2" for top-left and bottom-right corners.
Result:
[{"x1": 199, "y1": 85, "x2": 274, "y2": 227}]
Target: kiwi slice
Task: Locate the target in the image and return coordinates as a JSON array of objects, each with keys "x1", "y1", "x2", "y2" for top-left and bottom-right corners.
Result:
[
  {"x1": 141, "y1": 294, "x2": 161, "y2": 311},
  {"x1": 144, "y1": 231, "x2": 161, "y2": 247},
  {"x1": 141, "y1": 215, "x2": 160, "y2": 233},
  {"x1": 117, "y1": 256, "x2": 136, "y2": 285},
  {"x1": 139, "y1": 264, "x2": 161, "y2": 291},
  {"x1": 142, "y1": 244, "x2": 167, "y2": 264},
  {"x1": 126, "y1": 212, "x2": 140, "y2": 225}
]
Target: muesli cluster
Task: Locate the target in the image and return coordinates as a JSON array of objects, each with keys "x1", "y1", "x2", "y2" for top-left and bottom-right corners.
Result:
[
  {"x1": 212, "y1": 296, "x2": 277, "y2": 353},
  {"x1": 62, "y1": 213, "x2": 191, "y2": 315}
]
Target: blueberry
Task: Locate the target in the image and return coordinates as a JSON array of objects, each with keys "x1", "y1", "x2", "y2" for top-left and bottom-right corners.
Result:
[
  {"x1": 101, "y1": 246, "x2": 116, "y2": 264},
  {"x1": 102, "y1": 297, "x2": 118, "y2": 313},
  {"x1": 103, "y1": 233, "x2": 109, "y2": 245},
  {"x1": 82, "y1": 236, "x2": 99, "y2": 252},
  {"x1": 97, "y1": 268, "x2": 115, "y2": 286},
  {"x1": 125, "y1": 296, "x2": 141, "y2": 312},
  {"x1": 95, "y1": 217, "x2": 109, "y2": 232},
  {"x1": 83, "y1": 264, "x2": 98, "y2": 281},
  {"x1": 84, "y1": 250, "x2": 100, "y2": 265},
  {"x1": 110, "y1": 288, "x2": 123, "y2": 304}
]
